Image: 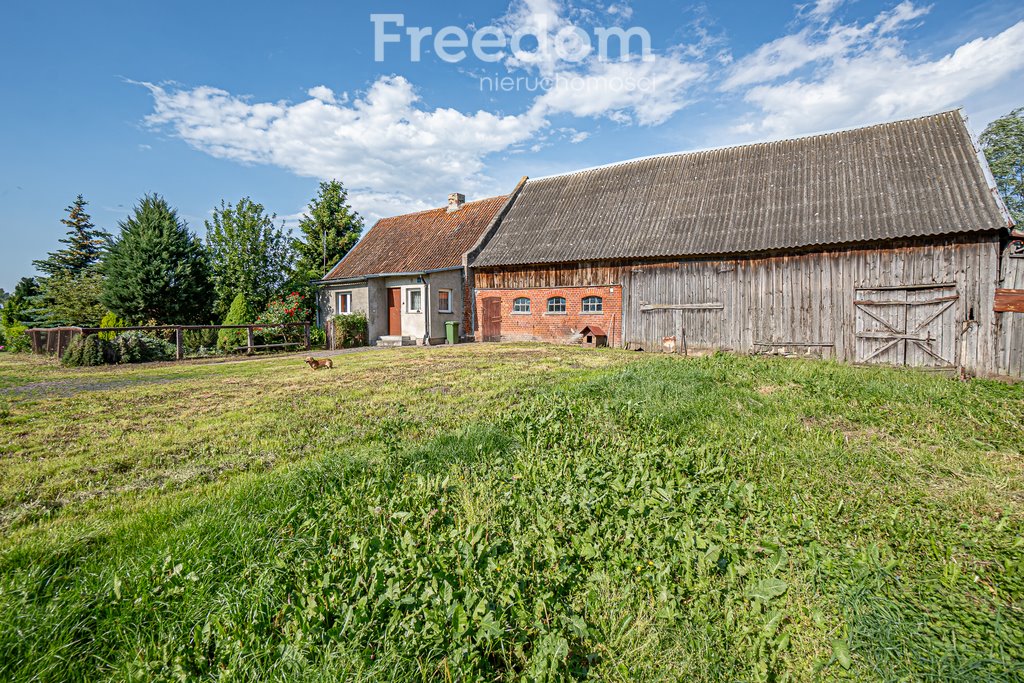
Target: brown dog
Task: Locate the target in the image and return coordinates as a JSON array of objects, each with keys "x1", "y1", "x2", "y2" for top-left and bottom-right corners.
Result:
[{"x1": 304, "y1": 356, "x2": 333, "y2": 370}]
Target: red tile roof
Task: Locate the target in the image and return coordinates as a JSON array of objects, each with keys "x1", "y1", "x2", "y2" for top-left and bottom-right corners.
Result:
[{"x1": 324, "y1": 195, "x2": 508, "y2": 280}]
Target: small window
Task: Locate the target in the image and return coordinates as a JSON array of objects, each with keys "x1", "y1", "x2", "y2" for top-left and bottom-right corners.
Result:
[
  {"x1": 582, "y1": 296, "x2": 603, "y2": 313},
  {"x1": 336, "y1": 291, "x2": 352, "y2": 314},
  {"x1": 512, "y1": 297, "x2": 531, "y2": 314},
  {"x1": 438, "y1": 289, "x2": 452, "y2": 313},
  {"x1": 407, "y1": 288, "x2": 423, "y2": 313},
  {"x1": 547, "y1": 296, "x2": 566, "y2": 314}
]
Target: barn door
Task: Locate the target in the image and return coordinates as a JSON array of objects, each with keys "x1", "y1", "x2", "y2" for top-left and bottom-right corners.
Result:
[
  {"x1": 854, "y1": 286, "x2": 958, "y2": 367},
  {"x1": 481, "y1": 297, "x2": 502, "y2": 342}
]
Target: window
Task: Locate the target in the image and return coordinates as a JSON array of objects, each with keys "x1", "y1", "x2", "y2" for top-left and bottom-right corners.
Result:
[
  {"x1": 407, "y1": 288, "x2": 422, "y2": 313},
  {"x1": 438, "y1": 289, "x2": 452, "y2": 313},
  {"x1": 512, "y1": 297, "x2": 531, "y2": 314},
  {"x1": 582, "y1": 296, "x2": 603, "y2": 313},
  {"x1": 336, "y1": 291, "x2": 352, "y2": 314},
  {"x1": 546, "y1": 296, "x2": 566, "y2": 314}
]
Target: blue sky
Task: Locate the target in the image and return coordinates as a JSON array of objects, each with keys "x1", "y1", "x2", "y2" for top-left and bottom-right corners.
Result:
[{"x1": 2, "y1": 0, "x2": 1023, "y2": 291}]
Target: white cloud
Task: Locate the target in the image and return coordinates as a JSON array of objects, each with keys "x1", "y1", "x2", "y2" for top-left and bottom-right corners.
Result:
[
  {"x1": 532, "y1": 54, "x2": 706, "y2": 125},
  {"x1": 142, "y1": 76, "x2": 545, "y2": 219},
  {"x1": 806, "y1": 0, "x2": 844, "y2": 21},
  {"x1": 723, "y1": 1, "x2": 929, "y2": 90},
  {"x1": 734, "y1": 16, "x2": 1024, "y2": 137}
]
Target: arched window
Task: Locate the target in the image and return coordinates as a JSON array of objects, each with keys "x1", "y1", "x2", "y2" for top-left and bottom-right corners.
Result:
[
  {"x1": 547, "y1": 296, "x2": 567, "y2": 313},
  {"x1": 582, "y1": 296, "x2": 603, "y2": 313},
  {"x1": 512, "y1": 297, "x2": 531, "y2": 313}
]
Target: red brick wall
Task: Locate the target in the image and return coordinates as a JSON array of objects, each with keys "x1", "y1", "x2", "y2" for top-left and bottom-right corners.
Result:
[{"x1": 474, "y1": 285, "x2": 622, "y2": 345}]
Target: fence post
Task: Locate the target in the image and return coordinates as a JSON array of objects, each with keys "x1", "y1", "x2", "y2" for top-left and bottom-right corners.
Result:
[
  {"x1": 247, "y1": 326, "x2": 255, "y2": 355},
  {"x1": 304, "y1": 322, "x2": 311, "y2": 351},
  {"x1": 175, "y1": 327, "x2": 183, "y2": 361}
]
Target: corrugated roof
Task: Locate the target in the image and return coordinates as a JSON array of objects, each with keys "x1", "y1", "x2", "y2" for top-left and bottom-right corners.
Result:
[
  {"x1": 472, "y1": 111, "x2": 1008, "y2": 268},
  {"x1": 325, "y1": 195, "x2": 508, "y2": 280}
]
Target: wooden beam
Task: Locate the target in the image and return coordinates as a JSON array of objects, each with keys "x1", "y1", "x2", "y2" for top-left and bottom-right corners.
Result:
[
  {"x1": 994, "y1": 288, "x2": 1024, "y2": 313},
  {"x1": 639, "y1": 302, "x2": 724, "y2": 312}
]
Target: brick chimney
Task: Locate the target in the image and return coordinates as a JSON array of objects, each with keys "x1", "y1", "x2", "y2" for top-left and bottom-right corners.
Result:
[{"x1": 447, "y1": 192, "x2": 466, "y2": 212}]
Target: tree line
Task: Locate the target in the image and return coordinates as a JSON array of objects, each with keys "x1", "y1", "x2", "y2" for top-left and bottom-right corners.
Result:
[{"x1": 1, "y1": 180, "x2": 363, "y2": 350}]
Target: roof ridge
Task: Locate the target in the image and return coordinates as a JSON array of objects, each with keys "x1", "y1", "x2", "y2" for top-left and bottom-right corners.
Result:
[
  {"x1": 527, "y1": 109, "x2": 965, "y2": 184},
  {"x1": 378, "y1": 194, "x2": 509, "y2": 221}
]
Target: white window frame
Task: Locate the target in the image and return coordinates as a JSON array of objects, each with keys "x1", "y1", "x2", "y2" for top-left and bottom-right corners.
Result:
[
  {"x1": 336, "y1": 291, "x2": 353, "y2": 315},
  {"x1": 437, "y1": 288, "x2": 453, "y2": 313},
  {"x1": 546, "y1": 296, "x2": 567, "y2": 314},
  {"x1": 581, "y1": 296, "x2": 603, "y2": 314},
  {"x1": 512, "y1": 297, "x2": 531, "y2": 314},
  {"x1": 407, "y1": 288, "x2": 423, "y2": 313}
]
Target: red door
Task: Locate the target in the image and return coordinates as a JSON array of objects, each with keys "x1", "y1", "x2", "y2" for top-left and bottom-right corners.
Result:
[
  {"x1": 481, "y1": 297, "x2": 501, "y2": 342},
  {"x1": 387, "y1": 288, "x2": 402, "y2": 335}
]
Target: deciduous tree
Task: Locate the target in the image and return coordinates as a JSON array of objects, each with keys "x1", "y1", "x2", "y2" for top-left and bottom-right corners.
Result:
[
  {"x1": 206, "y1": 197, "x2": 292, "y2": 318},
  {"x1": 981, "y1": 107, "x2": 1024, "y2": 225}
]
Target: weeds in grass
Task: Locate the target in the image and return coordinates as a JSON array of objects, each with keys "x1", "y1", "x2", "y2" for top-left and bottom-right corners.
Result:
[{"x1": 0, "y1": 349, "x2": 1021, "y2": 681}]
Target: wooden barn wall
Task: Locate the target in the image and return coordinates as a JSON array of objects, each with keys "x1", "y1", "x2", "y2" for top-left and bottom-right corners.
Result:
[
  {"x1": 997, "y1": 245, "x2": 1024, "y2": 377},
  {"x1": 474, "y1": 234, "x2": 1007, "y2": 374}
]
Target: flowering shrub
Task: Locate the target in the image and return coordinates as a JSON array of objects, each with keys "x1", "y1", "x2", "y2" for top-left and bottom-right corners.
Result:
[{"x1": 255, "y1": 292, "x2": 306, "y2": 345}]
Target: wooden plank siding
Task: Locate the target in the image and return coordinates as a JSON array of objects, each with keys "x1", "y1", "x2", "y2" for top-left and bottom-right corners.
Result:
[
  {"x1": 997, "y1": 244, "x2": 1024, "y2": 377},
  {"x1": 474, "y1": 233, "x2": 1010, "y2": 375}
]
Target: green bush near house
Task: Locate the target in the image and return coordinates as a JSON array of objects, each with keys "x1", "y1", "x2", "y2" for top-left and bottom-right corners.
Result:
[
  {"x1": 98, "y1": 311, "x2": 126, "y2": 341},
  {"x1": 333, "y1": 312, "x2": 368, "y2": 348},
  {"x1": 112, "y1": 331, "x2": 175, "y2": 364},
  {"x1": 60, "y1": 333, "x2": 112, "y2": 367},
  {"x1": 217, "y1": 293, "x2": 255, "y2": 351},
  {"x1": 2, "y1": 325, "x2": 30, "y2": 353}
]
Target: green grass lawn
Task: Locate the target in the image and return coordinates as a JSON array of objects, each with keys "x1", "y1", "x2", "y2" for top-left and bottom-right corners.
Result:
[{"x1": 0, "y1": 345, "x2": 1021, "y2": 681}]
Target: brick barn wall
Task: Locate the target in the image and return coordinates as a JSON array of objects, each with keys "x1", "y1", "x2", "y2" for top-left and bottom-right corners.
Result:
[{"x1": 474, "y1": 285, "x2": 622, "y2": 345}]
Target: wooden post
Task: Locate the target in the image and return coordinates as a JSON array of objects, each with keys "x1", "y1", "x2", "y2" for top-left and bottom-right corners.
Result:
[
  {"x1": 247, "y1": 326, "x2": 255, "y2": 355},
  {"x1": 175, "y1": 327, "x2": 183, "y2": 361},
  {"x1": 304, "y1": 322, "x2": 311, "y2": 351}
]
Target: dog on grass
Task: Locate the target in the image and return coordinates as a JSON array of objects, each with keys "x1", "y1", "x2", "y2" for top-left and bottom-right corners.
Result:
[{"x1": 304, "y1": 356, "x2": 334, "y2": 370}]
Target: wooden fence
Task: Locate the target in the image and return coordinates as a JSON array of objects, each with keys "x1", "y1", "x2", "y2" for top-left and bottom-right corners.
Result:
[{"x1": 26, "y1": 322, "x2": 311, "y2": 360}]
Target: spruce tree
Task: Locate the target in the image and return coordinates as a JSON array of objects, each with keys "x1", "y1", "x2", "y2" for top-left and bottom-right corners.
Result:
[
  {"x1": 291, "y1": 180, "x2": 363, "y2": 283},
  {"x1": 33, "y1": 195, "x2": 110, "y2": 277},
  {"x1": 101, "y1": 195, "x2": 214, "y2": 324}
]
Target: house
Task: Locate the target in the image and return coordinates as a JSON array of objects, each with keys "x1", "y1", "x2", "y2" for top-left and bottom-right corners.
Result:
[
  {"x1": 316, "y1": 192, "x2": 509, "y2": 347},
  {"x1": 469, "y1": 110, "x2": 1024, "y2": 377}
]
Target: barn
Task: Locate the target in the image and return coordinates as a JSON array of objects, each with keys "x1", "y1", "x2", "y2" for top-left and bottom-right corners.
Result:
[{"x1": 469, "y1": 111, "x2": 1024, "y2": 376}]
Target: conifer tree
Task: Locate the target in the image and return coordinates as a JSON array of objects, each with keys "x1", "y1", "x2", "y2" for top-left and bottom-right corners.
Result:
[
  {"x1": 33, "y1": 195, "x2": 110, "y2": 277},
  {"x1": 291, "y1": 180, "x2": 363, "y2": 283},
  {"x1": 101, "y1": 195, "x2": 213, "y2": 324}
]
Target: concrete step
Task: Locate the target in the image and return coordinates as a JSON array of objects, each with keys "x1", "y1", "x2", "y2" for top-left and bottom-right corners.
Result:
[{"x1": 376, "y1": 335, "x2": 416, "y2": 348}]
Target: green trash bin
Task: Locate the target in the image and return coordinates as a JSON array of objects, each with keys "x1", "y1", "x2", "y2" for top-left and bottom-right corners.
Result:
[{"x1": 445, "y1": 320, "x2": 460, "y2": 345}]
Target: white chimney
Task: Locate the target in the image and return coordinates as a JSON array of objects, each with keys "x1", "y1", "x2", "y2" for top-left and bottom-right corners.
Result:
[{"x1": 447, "y1": 192, "x2": 466, "y2": 212}]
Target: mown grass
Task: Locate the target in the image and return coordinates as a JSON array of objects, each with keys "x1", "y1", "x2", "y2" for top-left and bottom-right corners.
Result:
[{"x1": 0, "y1": 346, "x2": 1021, "y2": 681}]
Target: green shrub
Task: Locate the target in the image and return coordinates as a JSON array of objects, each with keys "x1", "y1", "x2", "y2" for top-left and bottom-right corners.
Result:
[
  {"x1": 112, "y1": 331, "x2": 175, "y2": 364},
  {"x1": 98, "y1": 311, "x2": 125, "y2": 341},
  {"x1": 3, "y1": 324, "x2": 30, "y2": 353},
  {"x1": 333, "y1": 312, "x2": 368, "y2": 348},
  {"x1": 0, "y1": 325, "x2": 6, "y2": 350},
  {"x1": 309, "y1": 325, "x2": 326, "y2": 349},
  {"x1": 61, "y1": 333, "x2": 112, "y2": 367},
  {"x1": 182, "y1": 327, "x2": 219, "y2": 356},
  {"x1": 218, "y1": 293, "x2": 255, "y2": 351},
  {"x1": 254, "y1": 292, "x2": 306, "y2": 346}
]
